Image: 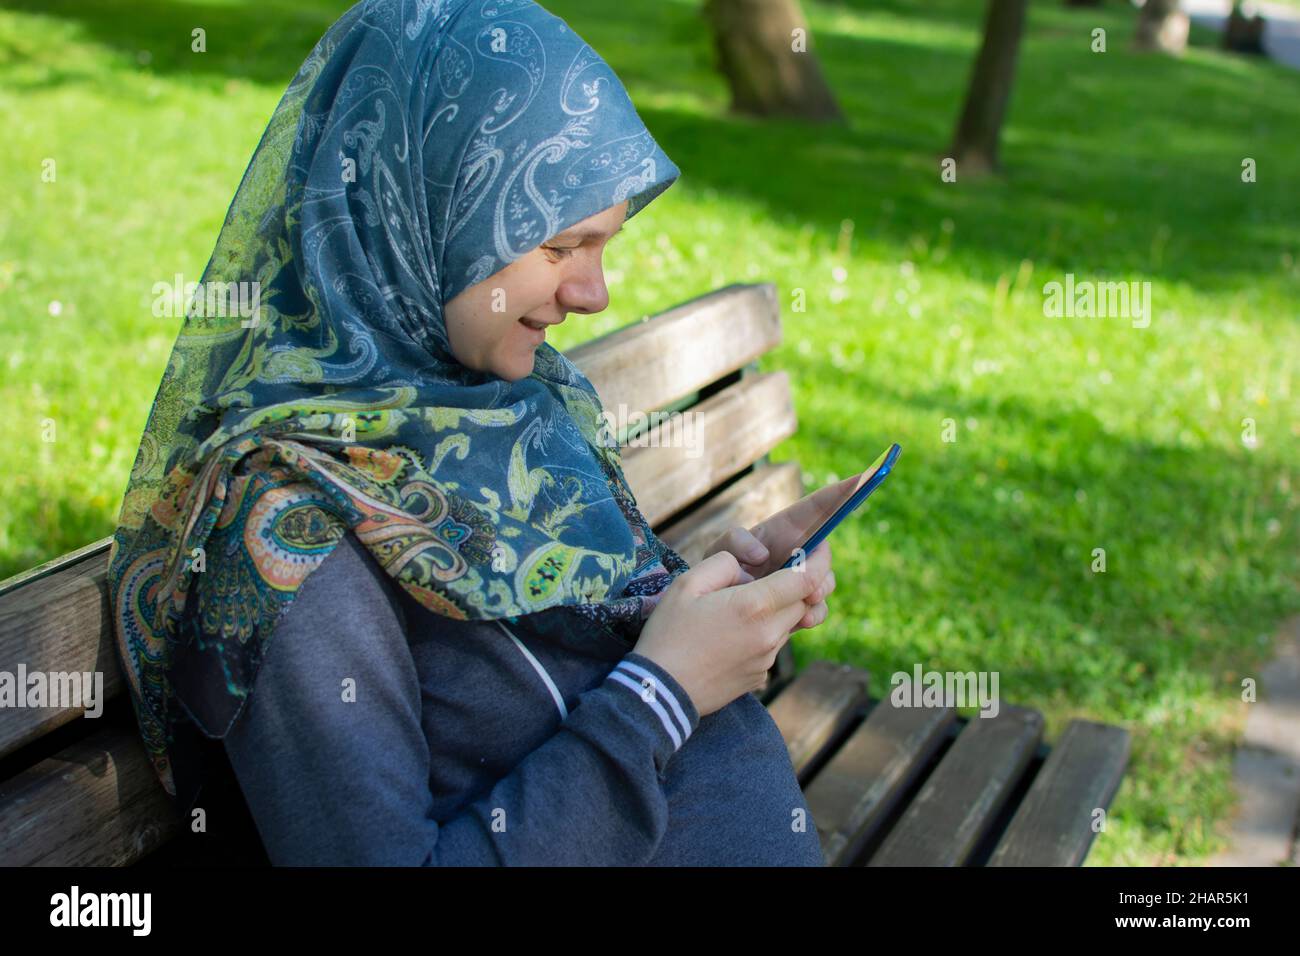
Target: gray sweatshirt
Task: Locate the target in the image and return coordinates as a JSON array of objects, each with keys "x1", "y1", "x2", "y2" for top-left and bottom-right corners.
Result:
[{"x1": 221, "y1": 531, "x2": 826, "y2": 866}]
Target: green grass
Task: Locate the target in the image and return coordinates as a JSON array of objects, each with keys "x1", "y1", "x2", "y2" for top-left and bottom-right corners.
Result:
[{"x1": 1, "y1": 0, "x2": 1298, "y2": 865}]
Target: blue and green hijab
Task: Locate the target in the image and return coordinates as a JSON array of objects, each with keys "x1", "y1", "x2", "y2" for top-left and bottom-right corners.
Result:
[{"x1": 108, "y1": 0, "x2": 689, "y2": 810}]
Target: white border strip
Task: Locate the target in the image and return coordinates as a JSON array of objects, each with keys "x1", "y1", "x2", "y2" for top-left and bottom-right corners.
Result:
[{"x1": 495, "y1": 620, "x2": 568, "y2": 720}]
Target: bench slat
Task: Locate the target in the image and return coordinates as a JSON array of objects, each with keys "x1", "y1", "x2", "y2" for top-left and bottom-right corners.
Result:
[
  {"x1": 567, "y1": 282, "x2": 780, "y2": 421},
  {"x1": 866, "y1": 705, "x2": 1044, "y2": 866},
  {"x1": 0, "y1": 727, "x2": 180, "y2": 866},
  {"x1": 805, "y1": 699, "x2": 957, "y2": 866},
  {"x1": 656, "y1": 461, "x2": 804, "y2": 566},
  {"x1": 764, "y1": 660, "x2": 870, "y2": 781},
  {"x1": 0, "y1": 536, "x2": 112, "y2": 598},
  {"x1": 987, "y1": 719, "x2": 1131, "y2": 866},
  {"x1": 0, "y1": 541, "x2": 119, "y2": 761},
  {"x1": 622, "y1": 371, "x2": 796, "y2": 526}
]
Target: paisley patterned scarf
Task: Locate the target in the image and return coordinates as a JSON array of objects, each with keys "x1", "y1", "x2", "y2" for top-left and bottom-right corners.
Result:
[{"x1": 108, "y1": 0, "x2": 689, "y2": 810}]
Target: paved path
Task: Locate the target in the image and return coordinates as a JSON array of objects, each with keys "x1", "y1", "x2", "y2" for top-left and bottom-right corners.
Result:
[
  {"x1": 1180, "y1": 0, "x2": 1300, "y2": 69},
  {"x1": 1206, "y1": 615, "x2": 1300, "y2": 866}
]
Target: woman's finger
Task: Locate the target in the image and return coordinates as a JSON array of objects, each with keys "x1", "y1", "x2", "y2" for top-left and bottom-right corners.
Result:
[
  {"x1": 805, "y1": 569, "x2": 836, "y2": 605},
  {"x1": 723, "y1": 525, "x2": 769, "y2": 565},
  {"x1": 739, "y1": 527, "x2": 770, "y2": 565},
  {"x1": 794, "y1": 599, "x2": 829, "y2": 631}
]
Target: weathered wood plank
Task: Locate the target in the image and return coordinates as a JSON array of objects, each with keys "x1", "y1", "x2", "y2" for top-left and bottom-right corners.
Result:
[
  {"x1": 621, "y1": 371, "x2": 796, "y2": 526},
  {"x1": 987, "y1": 719, "x2": 1131, "y2": 867},
  {"x1": 656, "y1": 461, "x2": 804, "y2": 566},
  {"x1": 764, "y1": 660, "x2": 870, "y2": 781},
  {"x1": 567, "y1": 283, "x2": 780, "y2": 421},
  {"x1": 805, "y1": 699, "x2": 957, "y2": 866},
  {"x1": 0, "y1": 727, "x2": 180, "y2": 866},
  {"x1": 0, "y1": 536, "x2": 112, "y2": 598},
  {"x1": 866, "y1": 705, "x2": 1044, "y2": 866},
  {"x1": 0, "y1": 541, "x2": 119, "y2": 761}
]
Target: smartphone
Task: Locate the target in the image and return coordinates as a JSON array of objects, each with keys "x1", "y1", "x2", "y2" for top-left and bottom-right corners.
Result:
[{"x1": 778, "y1": 443, "x2": 901, "y2": 570}]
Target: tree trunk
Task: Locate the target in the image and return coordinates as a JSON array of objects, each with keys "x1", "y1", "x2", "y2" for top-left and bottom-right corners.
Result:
[
  {"x1": 1135, "y1": 0, "x2": 1189, "y2": 53},
  {"x1": 948, "y1": 0, "x2": 1030, "y2": 177},
  {"x1": 1223, "y1": 2, "x2": 1266, "y2": 54},
  {"x1": 703, "y1": 0, "x2": 844, "y2": 122}
]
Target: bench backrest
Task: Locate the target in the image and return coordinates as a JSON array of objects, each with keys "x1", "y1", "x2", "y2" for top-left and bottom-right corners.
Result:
[{"x1": 0, "y1": 282, "x2": 805, "y2": 866}]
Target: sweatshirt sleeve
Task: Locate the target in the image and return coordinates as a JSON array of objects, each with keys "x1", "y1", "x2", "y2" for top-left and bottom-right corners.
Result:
[{"x1": 220, "y1": 533, "x2": 700, "y2": 866}]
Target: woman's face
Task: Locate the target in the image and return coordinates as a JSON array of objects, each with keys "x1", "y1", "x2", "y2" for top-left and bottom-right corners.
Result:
[{"x1": 443, "y1": 200, "x2": 629, "y2": 381}]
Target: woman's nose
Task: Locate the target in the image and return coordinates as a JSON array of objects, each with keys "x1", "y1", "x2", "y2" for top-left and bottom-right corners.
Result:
[{"x1": 556, "y1": 264, "x2": 610, "y2": 315}]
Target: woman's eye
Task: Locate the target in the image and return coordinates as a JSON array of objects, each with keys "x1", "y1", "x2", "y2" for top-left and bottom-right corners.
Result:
[{"x1": 543, "y1": 244, "x2": 576, "y2": 260}]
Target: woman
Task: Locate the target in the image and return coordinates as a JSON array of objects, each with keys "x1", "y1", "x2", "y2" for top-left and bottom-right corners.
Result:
[{"x1": 109, "y1": 0, "x2": 844, "y2": 866}]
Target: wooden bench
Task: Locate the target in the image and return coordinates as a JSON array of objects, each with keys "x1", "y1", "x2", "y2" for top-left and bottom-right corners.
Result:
[{"x1": 0, "y1": 282, "x2": 1130, "y2": 866}]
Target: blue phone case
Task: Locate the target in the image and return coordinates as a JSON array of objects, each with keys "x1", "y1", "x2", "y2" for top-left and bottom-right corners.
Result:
[{"x1": 779, "y1": 443, "x2": 901, "y2": 570}]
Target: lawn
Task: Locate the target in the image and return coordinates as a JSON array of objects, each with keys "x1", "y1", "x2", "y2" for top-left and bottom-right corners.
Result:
[{"x1": 1, "y1": 0, "x2": 1297, "y2": 865}]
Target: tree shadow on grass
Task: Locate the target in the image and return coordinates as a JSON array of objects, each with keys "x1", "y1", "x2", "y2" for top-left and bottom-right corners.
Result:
[
  {"x1": 0, "y1": 0, "x2": 344, "y2": 88},
  {"x1": 12, "y1": 0, "x2": 1298, "y2": 298},
  {"x1": 632, "y1": 1, "x2": 1299, "y2": 296}
]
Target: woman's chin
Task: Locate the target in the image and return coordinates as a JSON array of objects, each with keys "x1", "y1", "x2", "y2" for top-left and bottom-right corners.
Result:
[{"x1": 495, "y1": 351, "x2": 537, "y2": 382}]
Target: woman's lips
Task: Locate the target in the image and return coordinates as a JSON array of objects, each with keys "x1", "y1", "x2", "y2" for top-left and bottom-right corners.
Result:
[{"x1": 519, "y1": 317, "x2": 546, "y2": 343}]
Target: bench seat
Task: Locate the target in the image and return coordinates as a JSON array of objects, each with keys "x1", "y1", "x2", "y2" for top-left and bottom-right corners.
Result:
[{"x1": 0, "y1": 283, "x2": 1129, "y2": 866}]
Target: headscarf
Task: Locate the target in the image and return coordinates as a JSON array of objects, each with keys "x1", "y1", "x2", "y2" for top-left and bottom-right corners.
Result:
[{"x1": 108, "y1": 0, "x2": 690, "y2": 811}]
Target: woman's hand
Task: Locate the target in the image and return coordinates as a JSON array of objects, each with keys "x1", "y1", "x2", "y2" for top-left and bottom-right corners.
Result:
[
  {"x1": 698, "y1": 472, "x2": 859, "y2": 631},
  {"x1": 700, "y1": 527, "x2": 834, "y2": 633},
  {"x1": 633, "y1": 543, "x2": 832, "y2": 716}
]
